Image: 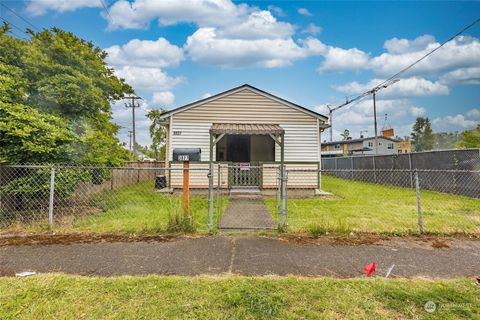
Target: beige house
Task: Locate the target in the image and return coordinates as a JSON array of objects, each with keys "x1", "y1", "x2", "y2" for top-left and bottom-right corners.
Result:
[{"x1": 159, "y1": 84, "x2": 329, "y2": 190}]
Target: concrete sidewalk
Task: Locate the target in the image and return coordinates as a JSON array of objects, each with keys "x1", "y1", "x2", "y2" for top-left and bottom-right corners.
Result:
[{"x1": 1, "y1": 236, "x2": 479, "y2": 278}]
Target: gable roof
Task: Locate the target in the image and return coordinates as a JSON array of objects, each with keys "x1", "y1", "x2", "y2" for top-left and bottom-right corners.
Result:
[{"x1": 159, "y1": 84, "x2": 328, "y2": 121}]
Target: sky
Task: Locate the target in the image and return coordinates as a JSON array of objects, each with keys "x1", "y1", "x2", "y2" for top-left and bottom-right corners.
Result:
[{"x1": 2, "y1": 0, "x2": 480, "y2": 146}]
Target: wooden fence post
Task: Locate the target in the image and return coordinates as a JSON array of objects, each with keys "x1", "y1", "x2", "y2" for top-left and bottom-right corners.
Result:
[{"x1": 183, "y1": 161, "x2": 190, "y2": 216}]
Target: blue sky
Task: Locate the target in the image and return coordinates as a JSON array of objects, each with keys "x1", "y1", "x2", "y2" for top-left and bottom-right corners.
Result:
[{"x1": 2, "y1": 0, "x2": 480, "y2": 145}]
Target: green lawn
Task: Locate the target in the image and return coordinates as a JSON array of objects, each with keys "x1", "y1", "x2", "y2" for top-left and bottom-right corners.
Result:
[
  {"x1": 2, "y1": 175, "x2": 478, "y2": 236},
  {"x1": 72, "y1": 181, "x2": 212, "y2": 233},
  {"x1": 0, "y1": 275, "x2": 478, "y2": 319},
  {"x1": 266, "y1": 175, "x2": 480, "y2": 235}
]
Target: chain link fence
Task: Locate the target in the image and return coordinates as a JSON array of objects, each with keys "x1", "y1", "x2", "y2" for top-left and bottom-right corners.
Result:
[
  {"x1": 286, "y1": 168, "x2": 480, "y2": 235},
  {"x1": 1, "y1": 164, "x2": 478, "y2": 236},
  {"x1": 0, "y1": 165, "x2": 212, "y2": 233}
]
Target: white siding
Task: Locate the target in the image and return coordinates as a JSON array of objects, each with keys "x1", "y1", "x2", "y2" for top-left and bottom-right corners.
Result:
[
  {"x1": 170, "y1": 122, "x2": 214, "y2": 161},
  {"x1": 275, "y1": 124, "x2": 319, "y2": 162},
  {"x1": 167, "y1": 88, "x2": 324, "y2": 162}
]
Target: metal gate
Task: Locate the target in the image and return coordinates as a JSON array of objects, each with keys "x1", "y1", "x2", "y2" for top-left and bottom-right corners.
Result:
[{"x1": 229, "y1": 163, "x2": 261, "y2": 188}]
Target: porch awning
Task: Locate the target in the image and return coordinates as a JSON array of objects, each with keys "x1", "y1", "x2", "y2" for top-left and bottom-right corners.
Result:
[{"x1": 209, "y1": 123, "x2": 284, "y2": 135}]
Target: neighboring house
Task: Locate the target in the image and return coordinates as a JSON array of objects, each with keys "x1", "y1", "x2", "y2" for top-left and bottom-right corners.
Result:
[
  {"x1": 159, "y1": 84, "x2": 329, "y2": 190},
  {"x1": 322, "y1": 136, "x2": 398, "y2": 156},
  {"x1": 397, "y1": 140, "x2": 412, "y2": 154}
]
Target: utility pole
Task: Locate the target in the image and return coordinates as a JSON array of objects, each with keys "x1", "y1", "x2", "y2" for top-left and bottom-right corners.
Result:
[
  {"x1": 327, "y1": 105, "x2": 333, "y2": 142},
  {"x1": 372, "y1": 90, "x2": 378, "y2": 154},
  {"x1": 124, "y1": 96, "x2": 142, "y2": 159},
  {"x1": 128, "y1": 131, "x2": 133, "y2": 154},
  {"x1": 369, "y1": 79, "x2": 398, "y2": 155}
]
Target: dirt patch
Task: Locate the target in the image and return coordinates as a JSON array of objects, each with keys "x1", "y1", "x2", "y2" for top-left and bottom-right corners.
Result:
[
  {"x1": 270, "y1": 233, "x2": 478, "y2": 249},
  {"x1": 0, "y1": 233, "x2": 201, "y2": 247},
  {"x1": 431, "y1": 239, "x2": 450, "y2": 249},
  {"x1": 270, "y1": 233, "x2": 386, "y2": 246},
  {"x1": 0, "y1": 266, "x2": 15, "y2": 277}
]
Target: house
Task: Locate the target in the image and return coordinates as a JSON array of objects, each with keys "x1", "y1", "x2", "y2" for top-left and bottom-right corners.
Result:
[
  {"x1": 158, "y1": 84, "x2": 329, "y2": 191},
  {"x1": 321, "y1": 136, "x2": 398, "y2": 156},
  {"x1": 397, "y1": 140, "x2": 412, "y2": 154}
]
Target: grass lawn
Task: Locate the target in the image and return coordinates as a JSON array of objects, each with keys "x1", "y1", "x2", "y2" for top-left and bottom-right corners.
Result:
[
  {"x1": 265, "y1": 175, "x2": 480, "y2": 236},
  {"x1": 0, "y1": 275, "x2": 478, "y2": 319},
  {"x1": 72, "y1": 181, "x2": 211, "y2": 233}
]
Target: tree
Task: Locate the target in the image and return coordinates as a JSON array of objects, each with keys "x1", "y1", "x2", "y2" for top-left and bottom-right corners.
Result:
[
  {"x1": 433, "y1": 132, "x2": 460, "y2": 150},
  {"x1": 0, "y1": 26, "x2": 133, "y2": 165},
  {"x1": 411, "y1": 117, "x2": 434, "y2": 151},
  {"x1": 146, "y1": 109, "x2": 168, "y2": 160},
  {"x1": 0, "y1": 102, "x2": 76, "y2": 164},
  {"x1": 458, "y1": 124, "x2": 480, "y2": 148},
  {"x1": 341, "y1": 129, "x2": 350, "y2": 141}
]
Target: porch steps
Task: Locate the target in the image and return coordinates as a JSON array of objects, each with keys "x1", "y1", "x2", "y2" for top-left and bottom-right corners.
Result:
[{"x1": 229, "y1": 188, "x2": 262, "y2": 199}]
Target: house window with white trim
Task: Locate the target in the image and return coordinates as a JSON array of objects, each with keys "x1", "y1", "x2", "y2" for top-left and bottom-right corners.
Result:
[
  {"x1": 367, "y1": 141, "x2": 373, "y2": 148},
  {"x1": 387, "y1": 143, "x2": 394, "y2": 150}
]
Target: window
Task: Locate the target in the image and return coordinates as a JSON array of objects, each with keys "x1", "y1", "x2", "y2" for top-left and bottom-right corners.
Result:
[
  {"x1": 335, "y1": 144, "x2": 341, "y2": 149},
  {"x1": 387, "y1": 143, "x2": 394, "y2": 150},
  {"x1": 367, "y1": 141, "x2": 373, "y2": 148}
]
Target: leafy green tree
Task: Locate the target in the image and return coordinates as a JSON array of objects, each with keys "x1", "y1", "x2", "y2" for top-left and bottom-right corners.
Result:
[
  {"x1": 0, "y1": 102, "x2": 76, "y2": 164},
  {"x1": 146, "y1": 109, "x2": 168, "y2": 160},
  {"x1": 458, "y1": 124, "x2": 480, "y2": 148},
  {"x1": 433, "y1": 132, "x2": 460, "y2": 150},
  {"x1": 0, "y1": 26, "x2": 133, "y2": 165},
  {"x1": 411, "y1": 117, "x2": 434, "y2": 151}
]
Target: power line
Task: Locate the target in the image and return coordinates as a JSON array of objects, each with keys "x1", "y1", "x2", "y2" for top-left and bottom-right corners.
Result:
[
  {"x1": 98, "y1": 0, "x2": 111, "y2": 19},
  {"x1": 7, "y1": 29, "x2": 28, "y2": 41},
  {"x1": 0, "y1": 2, "x2": 40, "y2": 31},
  {"x1": 0, "y1": 16, "x2": 28, "y2": 34},
  {"x1": 328, "y1": 15, "x2": 480, "y2": 147},
  {"x1": 374, "y1": 16, "x2": 480, "y2": 91}
]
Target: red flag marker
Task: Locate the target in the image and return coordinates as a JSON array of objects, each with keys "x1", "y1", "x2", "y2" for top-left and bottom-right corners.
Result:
[{"x1": 364, "y1": 262, "x2": 376, "y2": 277}]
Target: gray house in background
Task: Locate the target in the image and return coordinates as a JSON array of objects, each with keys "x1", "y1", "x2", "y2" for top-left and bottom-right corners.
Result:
[{"x1": 322, "y1": 136, "x2": 398, "y2": 157}]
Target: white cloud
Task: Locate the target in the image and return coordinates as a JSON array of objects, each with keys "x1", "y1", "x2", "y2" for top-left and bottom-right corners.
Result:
[
  {"x1": 106, "y1": 0, "x2": 250, "y2": 30},
  {"x1": 334, "y1": 77, "x2": 449, "y2": 99},
  {"x1": 439, "y1": 67, "x2": 480, "y2": 85},
  {"x1": 26, "y1": 0, "x2": 101, "y2": 16},
  {"x1": 318, "y1": 47, "x2": 370, "y2": 73},
  {"x1": 267, "y1": 5, "x2": 285, "y2": 17},
  {"x1": 151, "y1": 91, "x2": 175, "y2": 106},
  {"x1": 105, "y1": 37, "x2": 184, "y2": 68},
  {"x1": 301, "y1": 23, "x2": 322, "y2": 35},
  {"x1": 297, "y1": 8, "x2": 313, "y2": 17},
  {"x1": 432, "y1": 114, "x2": 478, "y2": 132},
  {"x1": 114, "y1": 66, "x2": 184, "y2": 91},
  {"x1": 185, "y1": 28, "x2": 325, "y2": 68},
  {"x1": 383, "y1": 35, "x2": 436, "y2": 54},
  {"x1": 202, "y1": 93, "x2": 212, "y2": 99},
  {"x1": 369, "y1": 35, "x2": 480, "y2": 78},
  {"x1": 466, "y1": 108, "x2": 480, "y2": 119},
  {"x1": 216, "y1": 10, "x2": 294, "y2": 40}
]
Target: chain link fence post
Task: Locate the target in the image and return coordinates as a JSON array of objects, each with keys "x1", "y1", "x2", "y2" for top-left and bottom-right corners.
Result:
[
  {"x1": 414, "y1": 169, "x2": 424, "y2": 234},
  {"x1": 48, "y1": 166, "x2": 56, "y2": 227},
  {"x1": 281, "y1": 167, "x2": 288, "y2": 230},
  {"x1": 208, "y1": 164, "x2": 214, "y2": 232}
]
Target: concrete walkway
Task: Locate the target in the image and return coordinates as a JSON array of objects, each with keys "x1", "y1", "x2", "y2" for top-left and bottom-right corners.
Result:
[
  {"x1": 1, "y1": 236, "x2": 479, "y2": 278},
  {"x1": 219, "y1": 196, "x2": 276, "y2": 230}
]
